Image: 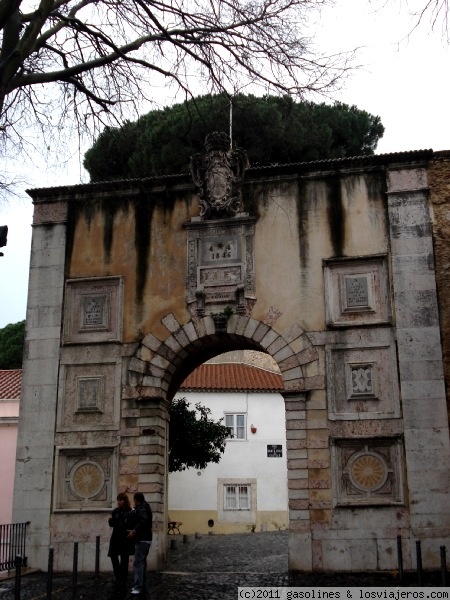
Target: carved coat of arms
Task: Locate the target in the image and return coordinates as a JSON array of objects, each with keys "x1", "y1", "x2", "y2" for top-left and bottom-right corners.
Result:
[{"x1": 191, "y1": 132, "x2": 249, "y2": 218}]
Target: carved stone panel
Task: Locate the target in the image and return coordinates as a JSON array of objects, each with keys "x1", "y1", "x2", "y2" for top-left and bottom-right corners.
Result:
[
  {"x1": 323, "y1": 256, "x2": 391, "y2": 327},
  {"x1": 331, "y1": 438, "x2": 404, "y2": 506},
  {"x1": 55, "y1": 447, "x2": 115, "y2": 510},
  {"x1": 326, "y1": 344, "x2": 400, "y2": 420},
  {"x1": 77, "y1": 377, "x2": 103, "y2": 412},
  {"x1": 63, "y1": 277, "x2": 123, "y2": 343},
  {"x1": 185, "y1": 217, "x2": 256, "y2": 314},
  {"x1": 190, "y1": 131, "x2": 249, "y2": 219},
  {"x1": 57, "y1": 362, "x2": 120, "y2": 431}
]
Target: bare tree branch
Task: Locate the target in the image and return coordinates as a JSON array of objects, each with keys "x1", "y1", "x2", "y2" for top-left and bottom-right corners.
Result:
[{"x1": 0, "y1": 0, "x2": 356, "y2": 190}]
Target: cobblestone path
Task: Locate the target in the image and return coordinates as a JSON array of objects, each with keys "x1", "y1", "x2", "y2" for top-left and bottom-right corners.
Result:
[{"x1": 0, "y1": 531, "x2": 438, "y2": 600}]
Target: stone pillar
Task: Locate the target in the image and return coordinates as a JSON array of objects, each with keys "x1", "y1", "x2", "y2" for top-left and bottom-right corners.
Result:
[
  {"x1": 13, "y1": 200, "x2": 67, "y2": 570},
  {"x1": 285, "y1": 393, "x2": 312, "y2": 570},
  {"x1": 135, "y1": 398, "x2": 170, "y2": 570},
  {"x1": 387, "y1": 167, "x2": 450, "y2": 567}
]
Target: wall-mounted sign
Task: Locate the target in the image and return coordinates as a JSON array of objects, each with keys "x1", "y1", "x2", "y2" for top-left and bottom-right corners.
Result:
[{"x1": 267, "y1": 444, "x2": 282, "y2": 458}]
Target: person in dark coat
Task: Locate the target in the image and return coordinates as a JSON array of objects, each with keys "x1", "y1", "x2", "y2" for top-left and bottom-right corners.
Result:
[
  {"x1": 108, "y1": 493, "x2": 134, "y2": 588},
  {"x1": 127, "y1": 492, "x2": 152, "y2": 596}
]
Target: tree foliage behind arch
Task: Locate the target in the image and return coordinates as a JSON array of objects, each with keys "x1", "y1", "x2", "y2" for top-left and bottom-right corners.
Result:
[
  {"x1": 83, "y1": 94, "x2": 385, "y2": 182},
  {"x1": 0, "y1": 320, "x2": 25, "y2": 369},
  {"x1": 169, "y1": 398, "x2": 229, "y2": 473}
]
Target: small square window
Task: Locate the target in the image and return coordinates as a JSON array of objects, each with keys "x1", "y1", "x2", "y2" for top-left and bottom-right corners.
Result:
[{"x1": 225, "y1": 414, "x2": 246, "y2": 439}]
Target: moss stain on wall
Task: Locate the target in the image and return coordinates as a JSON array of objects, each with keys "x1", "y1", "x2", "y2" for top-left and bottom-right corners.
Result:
[
  {"x1": 134, "y1": 197, "x2": 154, "y2": 305},
  {"x1": 296, "y1": 179, "x2": 308, "y2": 269},
  {"x1": 326, "y1": 174, "x2": 345, "y2": 258}
]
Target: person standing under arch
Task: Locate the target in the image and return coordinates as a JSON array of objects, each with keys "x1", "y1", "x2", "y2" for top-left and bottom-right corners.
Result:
[
  {"x1": 127, "y1": 492, "x2": 153, "y2": 596},
  {"x1": 108, "y1": 493, "x2": 134, "y2": 590}
]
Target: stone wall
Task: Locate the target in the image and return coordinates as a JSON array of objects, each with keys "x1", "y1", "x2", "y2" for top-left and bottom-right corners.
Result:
[
  {"x1": 428, "y1": 153, "x2": 450, "y2": 423},
  {"x1": 13, "y1": 150, "x2": 450, "y2": 573}
]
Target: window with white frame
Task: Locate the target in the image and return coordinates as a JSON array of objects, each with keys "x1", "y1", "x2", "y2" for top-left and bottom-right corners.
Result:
[
  {"x1": 218, "y1": 478, "x2": 256, "y2": 522},
  {"x1": 224, "y1": 484, "x2": 251, "y2": 510},
  {"x1": 225, "y1": 413, "x2": 246, "y2": 439}
]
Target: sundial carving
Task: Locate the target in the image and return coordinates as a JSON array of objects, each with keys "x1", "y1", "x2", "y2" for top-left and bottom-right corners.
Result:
[{"x1": 191, "y1": 131, "x2": 249, "y2": 219}]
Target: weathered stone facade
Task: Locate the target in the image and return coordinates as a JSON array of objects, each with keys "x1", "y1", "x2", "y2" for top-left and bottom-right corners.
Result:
[
  {"x1": 428, "y1": 153, "x2": 450, "y2": 423},
  {"x1": 14, "y1": 147, "x2": 450, "y2": 573}
]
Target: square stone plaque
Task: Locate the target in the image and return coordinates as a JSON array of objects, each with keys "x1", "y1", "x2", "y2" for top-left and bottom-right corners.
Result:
[
  {"x1": 63, "y1": 277, "x2": 123, "y2": 343},
  {"x1": 326, "y1": 343, "x2": 400, "y2": 420},
  {"x1": 331, "y1": 438, "x2": 404, "y2": 506},
  {"x1": 324, "y1": 256, "x2": 391, "y2": 327},
  {"x1": 55, "y1": 447, "x2": 115, "y2": 510},
  {"x1": 57, "y1": 362, "x2": 120, "y2": 431},
  {"x1": 76, "y1": 376, "x2": 103, "y2": 412}
]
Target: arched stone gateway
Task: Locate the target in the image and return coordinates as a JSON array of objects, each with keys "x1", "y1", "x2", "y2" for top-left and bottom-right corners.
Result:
[
  {"x1": 14, "y1": 140, "x2": 450, "y2": 573},
  {"x1": 127, "y1": 315, "x2": 319, "y2": 402},
  {"x1": 125, "y1": 314, "x2": 322, "y2": 570}
]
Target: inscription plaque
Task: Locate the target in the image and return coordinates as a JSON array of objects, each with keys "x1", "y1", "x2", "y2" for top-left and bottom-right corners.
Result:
[
  {"x1": 202, "y1": 238, "x2": 239, "y2": 263},
  {"x1": 204, "y1": 286, "x2": 236, "y2": 303},
  {"x1": 186, "y1": 218, "x2": 256, "y2": 313},
  {"x1": 267, "y1": 444, "x2": 283, "y2": 457},
  {"x1": 200, "y1": 266, "x2": 241, "y2": 285},
  {"x1": 80, "y1": 294, "x2": 108, "y2": 330},
  {"x1": 345, "y1": 276, "x2": 369, "y2": 307}
]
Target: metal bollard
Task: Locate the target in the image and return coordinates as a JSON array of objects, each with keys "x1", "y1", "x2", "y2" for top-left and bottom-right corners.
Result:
[
  {"x1": 72, "y1": 541, "x2": 78, "y2": 600},
  {"x1": 170, "y1": 538, "x2": 177, "y2": 550},
  {"x1": 47, "y1": 547, "x2": 54, "y2": 600},
  {"x1": 14, "y1": 555, "x2": 22, "y2": 600},
  {"x1": 416, "y1": 540, "x2": 423, "y2": 586},
  {"x1": 183, "y1": 534, "x2": 189, "y2": 544},
  {"x1": 440, "y1": 545, "x2": 447, "y2": 587},
  {"x1": 397, "y1": 535, "x2": 404, "y2": 584},
  {"x1": 94, "y1": 535, "x2": 100, "y2": 580}
]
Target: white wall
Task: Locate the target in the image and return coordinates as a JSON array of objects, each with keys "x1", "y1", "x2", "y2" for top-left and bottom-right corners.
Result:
[{"x1": 168, "y1": 390, "x2": 288, "y2": 515}]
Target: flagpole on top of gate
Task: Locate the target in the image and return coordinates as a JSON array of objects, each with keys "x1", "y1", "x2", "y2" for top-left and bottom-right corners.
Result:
[{"x1": 229, "y1": 96, "x2": 233, "y2": 148}]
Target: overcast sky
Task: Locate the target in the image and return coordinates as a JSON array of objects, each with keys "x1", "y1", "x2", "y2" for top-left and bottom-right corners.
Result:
[{"x1": 1, "y1": 0, "x2": 449, "y2": 328}]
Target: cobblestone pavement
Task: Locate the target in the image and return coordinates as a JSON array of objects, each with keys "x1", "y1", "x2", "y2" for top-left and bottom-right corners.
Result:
[{"x1": 0, "y1": 531, "x2": 443, "y2": 600}]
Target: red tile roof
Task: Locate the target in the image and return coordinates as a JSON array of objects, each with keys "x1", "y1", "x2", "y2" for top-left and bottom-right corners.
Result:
[
  {"x1": 180, "y1": 363, "x2": 283, "y2": 392},
  {"x1": 0, "y1": 370, "x2": 22, "y2": 399},
  {"x1": 0, "y1": 364, "x2": 282, "y2": 399}
]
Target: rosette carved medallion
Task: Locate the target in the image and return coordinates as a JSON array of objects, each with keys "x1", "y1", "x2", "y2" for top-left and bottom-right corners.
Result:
[
  {"x1": 332, "y1": 439, "x2": 404, "y2": 506},
  {"x1": 56, "y1": 448, "x2": 115, "y2": 510}
]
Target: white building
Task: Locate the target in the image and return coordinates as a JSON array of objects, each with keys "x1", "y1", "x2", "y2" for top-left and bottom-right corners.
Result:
[{"x1": 169, "y1": 361, "x2": 288, "y2": 534}]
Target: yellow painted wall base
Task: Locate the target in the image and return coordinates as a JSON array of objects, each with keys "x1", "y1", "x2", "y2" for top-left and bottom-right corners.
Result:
[{"x1": 167, "y1": 510, "x2": 288, "y2": 535}]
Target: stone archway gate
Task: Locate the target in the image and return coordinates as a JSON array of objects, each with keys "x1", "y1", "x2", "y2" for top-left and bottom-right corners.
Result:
[{"x1": 14, "y1": 139, "x2": 450, "y2": 573}]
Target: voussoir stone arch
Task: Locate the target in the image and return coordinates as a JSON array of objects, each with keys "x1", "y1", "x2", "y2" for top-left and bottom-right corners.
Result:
[{"x1": 124, "y1": 312, "x2": 323, "y2": 402}]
